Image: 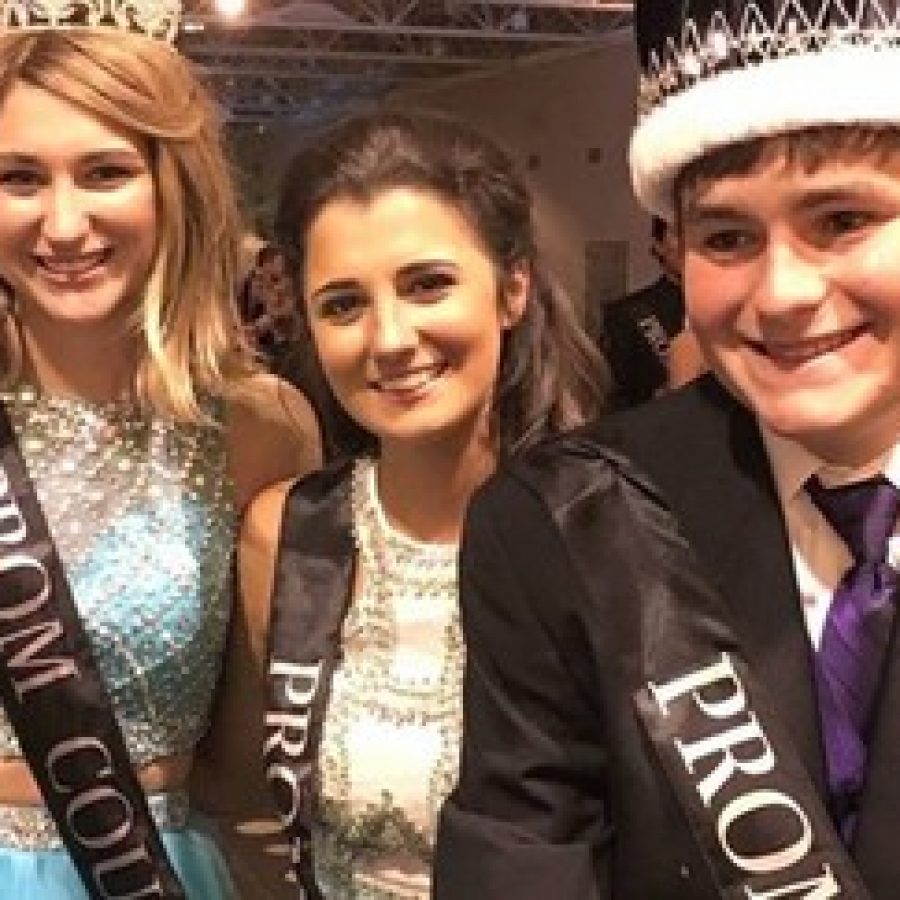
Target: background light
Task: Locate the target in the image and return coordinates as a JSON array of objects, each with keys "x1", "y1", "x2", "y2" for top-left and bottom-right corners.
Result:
[{"x1": 214, "y1": 0, "x2": 247, "y2": 19}]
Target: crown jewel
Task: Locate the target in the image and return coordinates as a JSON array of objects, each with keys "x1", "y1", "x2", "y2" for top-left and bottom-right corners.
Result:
[
  {"x1": 0, "y1": 0, "x2": 183, "y2": 43},
  {"x1": 639, "y1": 0, "x2": 900, "y2": 118}
]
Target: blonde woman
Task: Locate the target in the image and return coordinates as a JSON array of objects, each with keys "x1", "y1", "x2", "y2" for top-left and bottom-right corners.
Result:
[{"x1": 0, "y1": 19, "x2": 320, "y2": 900}]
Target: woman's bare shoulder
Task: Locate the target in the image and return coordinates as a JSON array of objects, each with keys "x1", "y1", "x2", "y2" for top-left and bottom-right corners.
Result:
[{"x1": 225, "y1": 373, "x2": 323, "y2": 511}]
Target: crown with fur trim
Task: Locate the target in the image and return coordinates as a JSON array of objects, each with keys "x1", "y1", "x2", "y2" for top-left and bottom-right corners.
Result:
[
  {"x1": 630, "y1": 1, "x2": 900, "y2": 218},
  {"x1": 0, "y1": 0, "x2": 182, "y2": 43}
]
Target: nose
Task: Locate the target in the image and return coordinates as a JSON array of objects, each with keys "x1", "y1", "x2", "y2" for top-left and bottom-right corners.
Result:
[
  {"x1": 370, "y1": 294, "x2": 416, "y2": 357},
  {"x1": 41, "y1": 180, "x2": 90, "y2": 245},
  {"x1": 755, "y1": 235, "x2": 827, "y2": 318}
]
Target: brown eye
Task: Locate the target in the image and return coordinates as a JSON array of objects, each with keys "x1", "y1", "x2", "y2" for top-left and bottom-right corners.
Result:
[
  {"x1": 819, "y1": 209, "x2": 874, "y2": 238},
  {"x1": 317, "y1": 291, "x2": 364, "y2": 322},
  {"x1": 405, "y1": 270, "x2": 455, "y2": 299},
  {"x1": 85, "y1": 164, "x2": 135, "y2": 186},
  {"x1": 702, "y1": 228, "x2": 752, "y2": 254},
  {"x1": 0, "y1": 169, "x2": 42, "y2": 191}
]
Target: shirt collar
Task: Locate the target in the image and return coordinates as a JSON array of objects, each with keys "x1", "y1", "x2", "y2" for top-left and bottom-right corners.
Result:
[{"x1": 760, "y1": 427, "x2": 900, "y2": 506}]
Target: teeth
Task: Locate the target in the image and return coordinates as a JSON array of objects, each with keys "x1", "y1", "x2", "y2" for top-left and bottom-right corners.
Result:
[
  {"x1": 377, "y1": 367, "x2": 442, "y2": 392},
  {"x1": 763, "y1": 329, "x2": 861, "y2": 364},
  {"x1": 38, "y1": 251, "x2": 108, "y2": 275}
]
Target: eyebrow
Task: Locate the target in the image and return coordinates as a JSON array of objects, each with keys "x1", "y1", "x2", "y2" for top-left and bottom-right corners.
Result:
[
  {"x1": 685, "y1": 180, "x2": 890, "y2": 220},
  {"x1": 308, "y1": 278, "x2": 359, "y2": 303},
  {"x1": 790, "y1": 184, "x2": 888, "y2": 209},
  {"x1": 80, "y1": 149, "x2": 146, "y2": 163},
  {"x1": 682, "y1": 200, "x2": 740, "y2": 221},
  {"x1": 0, "y1": 149, "x2": 145, "y2": 166},
  {"x1": 396, "y1": 259, "x2": 457, "y2": 279},
  {"x1": 309, "y1": 259, "x2": 458, "y2": 299},
  {"x1": 0, "y1": 153, "x2": 41, "y2": 166}
]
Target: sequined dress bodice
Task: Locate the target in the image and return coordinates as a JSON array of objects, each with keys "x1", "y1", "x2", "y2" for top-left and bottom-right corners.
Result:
[
  {"x1": 0, "y1": 385, "x2": 236, "y2": 766},
  {"x1": 313, "y1": 458, "x2": 463, "y2": 899}
]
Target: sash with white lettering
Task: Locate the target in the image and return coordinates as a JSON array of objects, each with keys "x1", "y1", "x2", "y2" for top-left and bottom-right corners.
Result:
[
  {"x1": 554, "y1": 452, "x2": 870, "y2": 900},
  {"x1": 0, "y1": 402, "x2": 185, "y2": 898},
  {"x1": 265, "y1": 463, "x2": 354, "y2": 898}
]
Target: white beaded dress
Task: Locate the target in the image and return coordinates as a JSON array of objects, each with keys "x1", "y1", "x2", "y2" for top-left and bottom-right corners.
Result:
[{"x1": 312, "y1": 457, "x2": 464, "y2": 899}]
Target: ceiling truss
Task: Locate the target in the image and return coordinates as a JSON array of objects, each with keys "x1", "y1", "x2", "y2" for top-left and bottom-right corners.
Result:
[{"x1": 182, "y1": 0, "x2": 633, "y2": 125}]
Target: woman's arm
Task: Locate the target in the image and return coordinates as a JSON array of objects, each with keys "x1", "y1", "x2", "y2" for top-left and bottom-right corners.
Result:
[
  {"x1": 193, "y1": 375, "x2": 321, "y2": 894},
  {"x1": 225, "y1": 372, "x2": 323, "y2": 513},
  {"x1": 192, "y1": 479, "x2": 299, "y2": 897},
  {"x1": 197, "y1": 373, "x2": 322, "y2": 807}
]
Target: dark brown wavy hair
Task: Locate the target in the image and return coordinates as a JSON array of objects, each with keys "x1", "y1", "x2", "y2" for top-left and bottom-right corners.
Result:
[{"x1": 275, "y1": 111, "x2": 606, "y2": 459}]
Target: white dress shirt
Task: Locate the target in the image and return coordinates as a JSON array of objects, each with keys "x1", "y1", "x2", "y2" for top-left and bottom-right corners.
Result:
[{"x1": 761, "y1": 431, "x2": 900, "y2": 650}]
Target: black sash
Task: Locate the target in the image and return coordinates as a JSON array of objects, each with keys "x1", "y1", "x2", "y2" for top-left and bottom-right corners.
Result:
[
  {"x1": 264, "y1": 464, "x2": 354, "y2": 898},
  {"x1": 553, "y1": 450, "x2": 870, "y2": 898},
  {"x1": 0, "y1": 401, "x2": 185, "y2": 898}
]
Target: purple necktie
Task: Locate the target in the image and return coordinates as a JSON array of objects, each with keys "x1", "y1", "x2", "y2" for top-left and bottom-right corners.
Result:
[{"x1": 806, "y1": 475, "x2": 900, "y2": 842}]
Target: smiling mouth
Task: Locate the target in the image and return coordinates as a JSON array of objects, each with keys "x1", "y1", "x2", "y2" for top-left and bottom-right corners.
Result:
[
  {"x1": 35, "y1": 248, "x2": 113, "y2": 278},
  {"x1": 371, "y1": 364, "x2": 447, "y2": 392},
  {"x1": 750, "y1": 324, "x2": 869, "y2": 365}
]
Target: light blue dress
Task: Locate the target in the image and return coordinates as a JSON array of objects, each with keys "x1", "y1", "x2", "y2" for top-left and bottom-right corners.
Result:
[{"x1": 0, "y1": 384, "x2": 238, "y2": 898}]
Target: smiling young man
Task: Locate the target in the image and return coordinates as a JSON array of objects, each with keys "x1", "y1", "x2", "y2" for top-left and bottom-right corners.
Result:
[{"x1": 434, "y1": 2, "x2": 900, "y2": 898}]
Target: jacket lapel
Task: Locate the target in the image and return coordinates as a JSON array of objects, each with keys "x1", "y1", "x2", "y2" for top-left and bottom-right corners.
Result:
[
  {"x1": 563, "y1": 384, "x2": 865, "y2": 896},
  {"x1": 603, "y1": 378, "x2": 825, "y2": 792}
]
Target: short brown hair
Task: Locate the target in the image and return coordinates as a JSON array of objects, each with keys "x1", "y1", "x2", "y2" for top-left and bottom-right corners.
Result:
[{"x1": 676, "y1": 125, "x2": 900, "y2": 220}]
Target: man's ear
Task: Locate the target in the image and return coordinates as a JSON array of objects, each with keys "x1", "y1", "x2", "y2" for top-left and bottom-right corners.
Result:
[{"x1": 500, "y1": 266, "x2": 529, "y2": 329}]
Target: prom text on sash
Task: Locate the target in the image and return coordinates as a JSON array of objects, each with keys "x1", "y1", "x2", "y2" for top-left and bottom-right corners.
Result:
[
  {"x1": 265, "y1": 658, "x2": 325, "y2": 832},
  {"x1": 647, "y1": 652, "x2": 841, "y2": 898},
  {"x1": 0, "y1": 460, "x2": 166, "y2": 899}
]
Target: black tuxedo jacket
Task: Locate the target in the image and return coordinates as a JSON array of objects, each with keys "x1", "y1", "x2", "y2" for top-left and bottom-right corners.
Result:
[{"x1": 434, "y1": 376, "x2": 897, "y2": 898}]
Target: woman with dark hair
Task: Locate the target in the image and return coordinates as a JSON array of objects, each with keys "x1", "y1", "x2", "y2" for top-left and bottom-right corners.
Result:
[{"x1": 242, "y1": 111, "x2": 605, "y2": 897}]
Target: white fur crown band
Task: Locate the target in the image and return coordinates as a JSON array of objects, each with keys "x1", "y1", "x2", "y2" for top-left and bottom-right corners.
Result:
[{"x1": 630, "y1": 0, "x2": 900, "y2": 218}]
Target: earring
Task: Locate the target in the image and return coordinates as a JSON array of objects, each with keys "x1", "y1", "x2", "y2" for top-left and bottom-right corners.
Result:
[
  {"x1": 0, "y1": 282, "x2": 23, "y2": 385},
  {"x1": 0, "y1": 282, "x2": 17, "y2": 320}
]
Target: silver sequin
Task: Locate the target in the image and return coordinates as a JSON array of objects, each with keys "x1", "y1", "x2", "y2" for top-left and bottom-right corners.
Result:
[{"x1": 0, "y1": 385, "x2": 236, "y2": 768}]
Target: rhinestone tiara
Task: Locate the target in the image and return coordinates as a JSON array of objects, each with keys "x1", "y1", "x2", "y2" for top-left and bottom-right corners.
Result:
[
  {"x1": 0, "y1": 0, "x2": 183, "y2": 43},
  {"x1": 639, "y1": 0, "x2": 900, "y2": 118}
]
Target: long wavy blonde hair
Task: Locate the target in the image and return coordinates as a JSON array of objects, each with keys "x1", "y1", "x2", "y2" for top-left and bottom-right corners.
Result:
[{"x1": 0, "y1": 29, "x2": 255, "y2": 421}]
